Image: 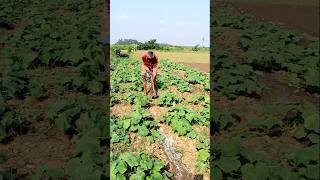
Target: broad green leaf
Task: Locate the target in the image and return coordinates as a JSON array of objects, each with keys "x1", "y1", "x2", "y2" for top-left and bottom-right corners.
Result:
[
  {"x1": 54, "y1": 113, "x2": 70, "y2": 132},
  {"x1": 216, "y1": 156, "x2": 241, "y2": 173},
  {"x1": 138, "y1": 125, "x2": 148, "y2": 136},
  {"x1": 120, "y1": 152, "x2": 139, "y2": 167},
  {"x1": 241, "y1": 162, "x2": 269, "y2": 180},
  {"x1": 130, "y1": 170, "x2": 145, "y2": 180},
  {"x1": 46, "y1": 168, "x2": 64, "y2": 178},
  {"x1": 75, "y1": 112, "x2": 90, "y2": 131},
  {"x1": 117, "y1": 160, "x2": 127, "y2": 174},
  {"x1": 306, "y1": 164, "x2": 320, "y2": 179},
  {"x1": 241, "y1": 148, "x2": 268, "y2": 163},
  {"x1": 211, "y1": 168, "x2": 223, "y2": 180},
  {"x1": 75, "y1": 136, "x2": 100, "y2": 153},
  {"x1": 197, "y1": 149, "x2": 210, "y2": 162},
  {"x1": 117, "y1": 174, "x2": 126, "y2": 180},
  {"x1": 152, "y1": 160, "x2": 164, "y2": 172},
  {"x1": 307, "y1": 133, "x2": 319, "y2": 144},
  {"x1": 304, "y1": 114, "x2": 320, "y2": 133},
  {"x1": 149, "y1": 172, "x2": 163, "y2": 180},
  {"x1": 220, "y1": 140, "x2": 241, "y2": 157},
  {"x1": 293, "y1": 125, "x2": 306, "y2": 139},
  {"x1": 88, "y1": 80, "x2": 103, "y2": 94},
  {"x1": 305, "y1": 69, "x2": 320, "y2": 87},
  {"x1": 188, "y1": 131, "x2": 197, "y2": 139}
]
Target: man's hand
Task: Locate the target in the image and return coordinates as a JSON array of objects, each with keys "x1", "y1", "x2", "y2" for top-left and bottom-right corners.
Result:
[
  {"x1": 144, "y1": 65, "x2": 152, "y2": 75},
  {"x1": 152, "y1": 68, "x2": 157, "y2": 81}
]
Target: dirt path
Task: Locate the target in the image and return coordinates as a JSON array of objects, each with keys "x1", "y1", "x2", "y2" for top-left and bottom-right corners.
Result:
[
  {"x1": 181, "y1": 63, "x2": 210, "y2": 73},
  {"x1": 215, "y1": 27, "x2": 245, "y2": 63},
  {"x1": 0, "y1": 121, "x2": 74, "y2": 178},
  {"x1": 262, "y1": 71, "x2": 320, "y2": 107},
  {"x1": 230, "y1": 2, "x2": 320, "y2": 37}
]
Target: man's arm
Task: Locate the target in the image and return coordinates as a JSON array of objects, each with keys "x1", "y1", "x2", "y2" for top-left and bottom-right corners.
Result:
[
  {"x1": 151, "y1": 56, "x2": 158, "y2": 80},
  {"x1": 144, "y1": 65, "x2": 152, "y2": 75},
  {"x1": 150, "y1": 60, "x2": 158, "y2": 96},
  {"x1": 151, "y1": 63, "x2": 157, "y2": 81}
]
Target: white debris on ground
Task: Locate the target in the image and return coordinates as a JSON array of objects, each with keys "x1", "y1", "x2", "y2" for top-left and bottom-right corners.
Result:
[{"x1": 158, "y1": 128, "x2": 193, "y2": 180}]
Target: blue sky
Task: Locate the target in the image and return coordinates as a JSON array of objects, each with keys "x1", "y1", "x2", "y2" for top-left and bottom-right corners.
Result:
[{"x1": 110, "y1": 0, "x2": 210, "y2": 47}]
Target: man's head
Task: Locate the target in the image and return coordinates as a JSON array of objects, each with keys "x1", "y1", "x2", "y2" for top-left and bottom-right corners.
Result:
[{"x1": 147, "y1": 51, "x2": 154, "y2": 59}]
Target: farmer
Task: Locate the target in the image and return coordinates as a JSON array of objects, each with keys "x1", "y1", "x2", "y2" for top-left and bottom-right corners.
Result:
[{"x1": 141, "y1": 51, "x2": 158, "y2": 97}]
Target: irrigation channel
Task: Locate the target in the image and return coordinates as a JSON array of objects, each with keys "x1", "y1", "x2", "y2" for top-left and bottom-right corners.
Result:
[{"x1": 158, "y1": 128, "x2": 193, "y2": 180}]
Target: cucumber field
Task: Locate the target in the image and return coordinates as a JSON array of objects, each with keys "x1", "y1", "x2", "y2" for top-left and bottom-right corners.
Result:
[
  {"x1": 110, "y1": 57, "x2": 210, "y2": 179},
  {"x1": 211, "y1": 1, "x2": 319, "y2": 179},
  {"x1": 0, "y1": 0, "x2": 319, "y2": 179},
  {"x1": 1, "y1": 0, "x2": 108, "y2": 179}
]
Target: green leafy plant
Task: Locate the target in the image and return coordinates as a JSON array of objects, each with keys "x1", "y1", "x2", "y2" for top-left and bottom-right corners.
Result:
[
  {"x1": 46, "y1": 96, "x2": 106, "y2": 136},
  {"x1": 196, "y1": 135, "x2": 210, "y2": 173},
  {"x1": 111, "y1": 152, "x2": 173, "y2": 180},
  {"x1": 164, "y1": 107, "x2": 209, "y2": 138},
  {"x1": 190, "y1": 93, "x2": 209, "y2": 106},
  {"x1": 212, "y1": 110, "x2": 235, "y2": 131},
  {"x1": 110, "y1": 95, "x2": 120, "y2": 107},
  {"x1": 159, "y1": 91, "x2": 183, "y2": 106},
  {"x1": 212, "y1": 50, "x2": 264, "y2": 99},
  {"x1": 126, "y1": 93, "x2": 150, "y2": 108},
  {"x1": 112, "y1": 108, "x2": 163, "y2": 144},
  {"x1": 0, "y1": 70, "x2": 29, "y2": 100},
  {"x1": 0, "y1": 95, "x2": 27, "y2": 141},
  {"x1": 177, "y1": 82, "x2": 191, "y2": 92},
  {"x1": 1, "y1": 1, "x2": 109, "y2": 179},
  {"x1": 28, "y1": 77, "x2": 45, "y2": 99}
]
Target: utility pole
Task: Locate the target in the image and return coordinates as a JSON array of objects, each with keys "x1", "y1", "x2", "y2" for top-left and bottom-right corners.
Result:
[{"x1": 202, "y1": 37, "x2": 205, "y2": 47}]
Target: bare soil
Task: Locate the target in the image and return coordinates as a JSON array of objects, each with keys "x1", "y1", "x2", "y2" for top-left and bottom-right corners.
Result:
[
  {"x1": 230, "y1": 2, "x2": 320, "y2": 37},
  {"x1": 181, "y1": 63, "x2": 210, "y2": 73},
  {"x1": 241, "y1": 135, "x2": 305, "y2": 162},
  {"x1": 0, "y1": 121, "x2": 74, "y2": 179},
  {"x1": 128, "y1": 132, "x2": 169, "y2": 164},
  {"x1": 149, "y1": 106, "x2": 169, "y2": 122},
  {"x1": 262, "y1": 71, "x2": 320, "y2": 107},
  {"x1": 0, "y1": 63, "x2": 104, "y2": 179},
  {"x1": 215, "y1": 27, "x2": 245, "y2": 62},
  {"x1": 111, "y1": 103, "x2": 133, "y2": 118},
  {"x1": 158, "y1": 124, "x2": 210, "y2": 180},
  {"x1": 192, "y1": 84, "x2": 210, "y2": 95}
]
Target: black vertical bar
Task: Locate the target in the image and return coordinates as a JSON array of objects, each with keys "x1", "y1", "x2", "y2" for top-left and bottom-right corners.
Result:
[
  {"x1": 102, "y1": 0, "x2": 110, "y2": 178},
  {"x1": 210, "y1": 0, "x2": 215, "y2": 179}
]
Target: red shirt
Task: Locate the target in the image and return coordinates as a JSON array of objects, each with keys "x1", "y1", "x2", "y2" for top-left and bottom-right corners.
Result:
[{"x1": 141, "y1": 52, "x2": 158, "y2": 70}]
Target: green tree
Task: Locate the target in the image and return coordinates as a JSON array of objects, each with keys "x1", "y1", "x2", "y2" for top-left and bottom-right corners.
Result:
[
  {"x1": 192, "y1": 44, "x2": 200, "y2": 51},
  {"x1": 137, "y1": 39, "x2": 160, "y2": 50},
  {"x1": 127, "y1": 46, "x2": 132, "y2": 54}
]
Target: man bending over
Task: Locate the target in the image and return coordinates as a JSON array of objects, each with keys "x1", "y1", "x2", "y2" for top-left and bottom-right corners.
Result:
[{"x1": 141, "y1": 51, "x2": 158, "y2": 97}]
